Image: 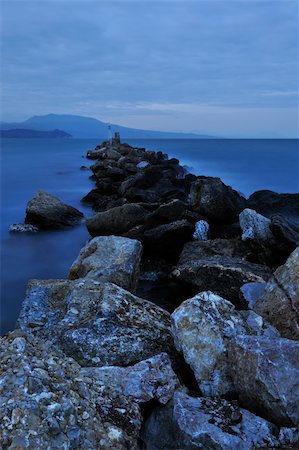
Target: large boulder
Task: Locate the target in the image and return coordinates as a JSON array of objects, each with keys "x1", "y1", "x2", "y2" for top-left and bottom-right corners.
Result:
[
  {"x1": 270, "y1": 214, "x2": 299, "y2": 252},
  {"x1": 0, "y1": 332, "x2": 142, "y2": 450},
  {"x1": 18, "y1": 279, "x2": 175, "y2": 367},
  {"x1": 81, "y1": 353, "x2": 179, "y2": 405},
  {"x1": 173, "y1": 239, "x2": 270, "y2": 306},
  {"x1": 86, "y1": 203, "x2": 149, "y2": 237},
  {"x1": 171, "y1": 291, "x2": 278, "y2": 397},
  {"x1": 228, "y1": 335, "x2": 299, "y2": 427},
  {"x1": 25, "y1": 190, "x2": 84, "y2": 229},
  {"x1": 68, "y1": 236, "x2": 142, "y2": 292},
  {"x1": 189, "y1": 176, "x2": 246, "y2": 223},
  {"x1": 141, "y1": 390, "x2": 296, "y2": 450},
  {"x1": 253, "y1": 247, "x2": 299, "y2": 340},
  {"x1": 239, "y1": 208, "x2": 274, "y2": 244},
  {"x1": 247, "y1": 190, "x2": 299, "y2": 221}
]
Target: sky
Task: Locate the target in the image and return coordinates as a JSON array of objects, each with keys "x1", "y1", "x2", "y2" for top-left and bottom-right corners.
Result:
[{"x1": 1, "y1": 0, "x2": 298, "y2": 137}]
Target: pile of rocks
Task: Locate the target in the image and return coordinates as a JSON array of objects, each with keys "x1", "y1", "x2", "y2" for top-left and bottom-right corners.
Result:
[{"x1": 2, "y1": 135, "x2": 299, "y2": 449}]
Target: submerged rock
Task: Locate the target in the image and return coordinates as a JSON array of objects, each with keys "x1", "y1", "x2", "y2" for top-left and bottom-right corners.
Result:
[
  {"x1": 81, "y1": 353, "x2": 179, "y2": 404},
  {"x1": 9, "y1": 223, "x2": 39, "y2": 233},
  {"x1": 141, "y1": 390, "x2": 295, "y2": 450},
  {"x1": 228, "y1": 335, "x2": 299, "y2": 427},
  {"x1": 171, "y1": 291, "x2": 278, "y2": 397},
  {"x1": 25, "y1": 190, "x2": 84, "y2": 229},
  {"x1": 253, "y1": 246, "x2": 299, "y2": 339},
  {"x1": 68, "y1": 236, "x2": 142, "y2": 292}
]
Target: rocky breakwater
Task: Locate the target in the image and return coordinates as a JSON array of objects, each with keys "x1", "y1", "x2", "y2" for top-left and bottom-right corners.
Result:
[{"x1": 2, "y1": 134, "x2": 299, "y2": 449}]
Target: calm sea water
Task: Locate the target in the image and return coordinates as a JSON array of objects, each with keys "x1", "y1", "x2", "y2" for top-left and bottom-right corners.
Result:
[{"x1": 1, "y1": 138, "x2": 298, "y2": 334}]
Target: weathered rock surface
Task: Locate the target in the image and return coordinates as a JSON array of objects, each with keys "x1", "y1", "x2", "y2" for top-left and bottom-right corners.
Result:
[
  {"x1": 86, "y1": 203, "x2": 149, "y2": 237},
  {"x1": 270, "y1": 214, "x2": 299, "y2": 252},
  {"x1": 25, "y1": 190, "x2": 84, "y2": 229},
  {"x1": 68, "y1": 236, "x2": 142, "y2": 292},
  {"x1": 9, "y1": 223, "x2": 39, "y2": 233},
  {"x1": 240, "y1": 281, "x2": 267, "y2": 309},
  {"x1": 193, "y1": 220, "x2": 209, "y2": 240},
  {"x1": 141, "y1": 390, "x2": 296, "y2": 450},
  {"x1": 171, "y1": 291, "x2": 278, "y2": 397},
  {"x1": 247, "y1": 190, "x2": 299, "y2": 221},
  {"x1": 239, "y1": 208, "x2": 274, "y2": 243},
  {"x1": 253, "y1": 247, "x2": 299, "y2": 339},
  {"x1": 81, "y1": 353, "x2": 179, "y2": 404},
  {"x1": 173, "y1": 239, "x2": 270, "y2": 306},
  {"x1": 228, "y1": 335, "x2": 299, "y2": 427},
  {"x1": 189, "y1": 176, "x2": 246, "y2": 223},
  {"x1": 0, "y1": 332, "x2": 142, "y2": 450},
  {"x1": 18, "y1": 279, "x2": 175, "y2": 367}
]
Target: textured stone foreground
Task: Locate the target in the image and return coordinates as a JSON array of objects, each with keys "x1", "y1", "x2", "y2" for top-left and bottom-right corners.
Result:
[{"x1": 1, "y1": 235, "x2": 299, "y2": 449}]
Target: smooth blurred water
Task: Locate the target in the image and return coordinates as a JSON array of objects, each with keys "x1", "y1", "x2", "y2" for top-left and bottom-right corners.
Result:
[{"x1": 0, "y1": 137, "x2": 298, "y2": 334}]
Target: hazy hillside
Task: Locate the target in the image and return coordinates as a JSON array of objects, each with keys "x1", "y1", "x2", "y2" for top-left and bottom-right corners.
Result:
[
  {"x1": 0, "y1": 128, "x2": 72, "y2": 138},
  {"x1": 0, "y1": 114, "x2": 211, "y2": 139}
]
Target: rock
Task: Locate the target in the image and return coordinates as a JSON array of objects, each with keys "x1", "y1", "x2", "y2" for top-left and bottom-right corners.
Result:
[
  {"x1": 253, "y1": 247, "x2": 299, "y2": 339},
  {"x1": 173, "y1": 239, "x2": 270, "y2": 306},
  {"x1": 18, "y1": 279, "x2": 175, "y2": 367},
  {"x1": 136, "y1": 161, "x2": 149, "y2": 169},
  {"x1": 86, "y1": 147, "x2": 107, "y2": 159},
  {"x1": 239, "y1": 208, "x2": 275, "y2": 243},
  {"x1": 68, "y1": 236, "x2": 142, "y2": 292},
  {"x1": 247, "y1": 190, "x2": 299, "y2": 221},
  {"x1": 189, "y1": 176, "x2": 246, "y2": 223},
  {"x1": 171, "y1": 291, "x2": 278, "y2": 397},
  {"x1": 240, "y1": 281, "x2": 267, "y2": 309},
  {"x1": 144, "y1": 220, "x2": 194, "y2": 259},
  {"x1": 270, "y1": 214, "x2": 299, "y2": 252},
  {"x1": 141, "y1": 390, "x2": 293, "y2": 450},
  {"x1": 9, "y1": 223, "x2": 39, "y2": 233},
  {"x1": 81, "y1": 353, "x2": 179, "y2": 404},
  {"x1": 193, "y1": 220, "x2": 209, "y2": 240},
  {"x1": 0, "y1": 332, "x2": 142, "y2": 450},
  {"x1": 152, "y1": 199, "x2": 187, "y2": 223},
  {"x1": 228, "y1": 335, "x2": 299, "y2": 427},
  {"x1": 25, "y1": 190, "x2": 84, "y2": 230},
  {"x1": 86, "y1": 203, "x2": 149, "y2": 237}
]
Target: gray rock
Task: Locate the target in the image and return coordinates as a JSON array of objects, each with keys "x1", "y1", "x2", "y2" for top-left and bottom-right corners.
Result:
[
  {"x1": 171, "y1": 291, "x2": 278, "y2": 397},
  {"x1": 193, "y1": 220, "x2": 209, "y2": 240},
  {"x1": 81, "y1": 353, "x2": 179, "y2": 404},
  {"x1": 25, "y1": 190, "x2": 84, "y2": 230},
  {"x1": 173, "y1": 239, "x2": 270, "y2": 307},
  {"x1": 228, "y1": 335, "x2": 299, "y2": 426},
  {"x1": 270, "y1": 214, "x2": 299, "y2": 252},
  {"x1": 253, "y1": 247, "x2": 299, "y2": 340},
  {"x1": 68, "y1": 236, "x2": 142, "y2": 292},
  {"x1": 86, "y1": 147, "x2": 107, "y2": 159},
  {"x1": 9, "y1": 223, "x2": 39, "y2": 233},
  {"x1": 247, "y1": 190, "x2": 299, "y2": 221},
  {"x1": 239, "y1": 208, "x2": 274, "y2": 243},
  {"x1": 86, "y1": 203, "x2": 149, "y2": 237},
  {"x1": 141, "y1": 390, "x2": 290, "y2": 450},
  {"x1": 0, "y1": 332, "x2": 142, "y2": 450},
  {"x1": 152, "y1": 199, "x2": 187, "y2": 222},
  {"x1": 18, "y1": 279, "x2": 175, "y2": 367},
  {"x1": 189, "y1": 176, "x2": 246, "y2": 223},
  {"x1": 240, "y1": 281, "x2": 267, "y2": 309}
]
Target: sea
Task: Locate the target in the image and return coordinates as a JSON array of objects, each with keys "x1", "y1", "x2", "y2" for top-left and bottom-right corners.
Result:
[{"x1": 1, "y1": 138, "x2": 298, "y2": 335}]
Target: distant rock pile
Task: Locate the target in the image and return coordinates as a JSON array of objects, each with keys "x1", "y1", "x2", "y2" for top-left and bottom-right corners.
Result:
[{"x1": 2, "y1": 134, "x2": 299, "y2": 449}]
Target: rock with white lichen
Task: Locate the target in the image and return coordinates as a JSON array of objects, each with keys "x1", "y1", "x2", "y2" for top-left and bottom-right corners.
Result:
[{"x1": 239, "y1": 208, "x2": 275, "y2": 243}]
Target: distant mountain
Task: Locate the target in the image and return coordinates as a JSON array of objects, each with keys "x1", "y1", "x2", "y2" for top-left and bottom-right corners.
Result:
[
  {"x1": 0, "y1": 114, "x2": 212, "y2": 139},
  {"x1": 0, "y1": 128, "x2": 72, "y2": 138}
]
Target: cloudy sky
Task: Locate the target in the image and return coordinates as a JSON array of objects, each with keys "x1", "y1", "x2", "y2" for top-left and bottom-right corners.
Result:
[{"x1": 1, "y1": 0, "x2": 298, "y2": 137}]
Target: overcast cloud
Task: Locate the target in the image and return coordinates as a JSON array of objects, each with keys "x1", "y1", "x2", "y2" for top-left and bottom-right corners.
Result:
[{"x1": 1, "y1": 0, "x2": 298, "y2": 137}]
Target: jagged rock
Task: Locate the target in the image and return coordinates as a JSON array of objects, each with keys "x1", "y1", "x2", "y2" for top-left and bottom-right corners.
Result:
[
  {"x1": 86, "y1": 203, "x2": 149, "y2": 237},
  {"x1": 68, "y1": 236, "x2": 142, "y2": 292},
  {"x1": 193, "y1": 220, "x2": 209, "y2": 240},
  {"x1": 173, "y1": 239, "x2": 270, "y2": 306},
  {"x1": 239, "y1": 208, "x2": 274, "y2": 243},
  {"x1": 270, "y1": 214, "x2": 299, "y2": 252},
  {"x1": 81, "y1": 353, "x2": 179, "y2": 404},
  {"x1": 189, "y1": 176, "x2": 246, "y2": 223},
  {"x1": 25, "y1": 190, "x2": 84, "y2": 229},
  {"x1": 144, "y1": 220, "x2": 194, "y2": 259},
  {"x1": 228, "y1": 335, "x2": 299, "y2": 427},
  {"x1": 171, "y1": 291, "x2": 278, "y2": 396},
  {"x1": 253, "y1": 247, "x2": 299, "y2": 339},
  {"x1": 141, "y1": 390, "x2": 296, "y2": 450},
  {"x1": 9, "y1": 223, "x2": 39, "y2": 233},
  {"x1": 18, "y1": 279, "x2": 175, "y2": 367},
  {"x1": 247, "y1": 190, "x2": 299, "y2": 221},
  {"x1": 0, "y1": 332, "x2": 142, "y2": 450}
]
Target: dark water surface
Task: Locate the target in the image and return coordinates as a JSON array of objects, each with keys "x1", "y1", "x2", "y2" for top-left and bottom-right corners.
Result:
[{"x1": 1, "y1": 138, "x2": 298, "y2": 334}]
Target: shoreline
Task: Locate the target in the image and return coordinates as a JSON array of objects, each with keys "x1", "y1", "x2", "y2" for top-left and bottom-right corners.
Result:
[{"x1": 1, "y1": 135, "x2": 299, "y2": 449}]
